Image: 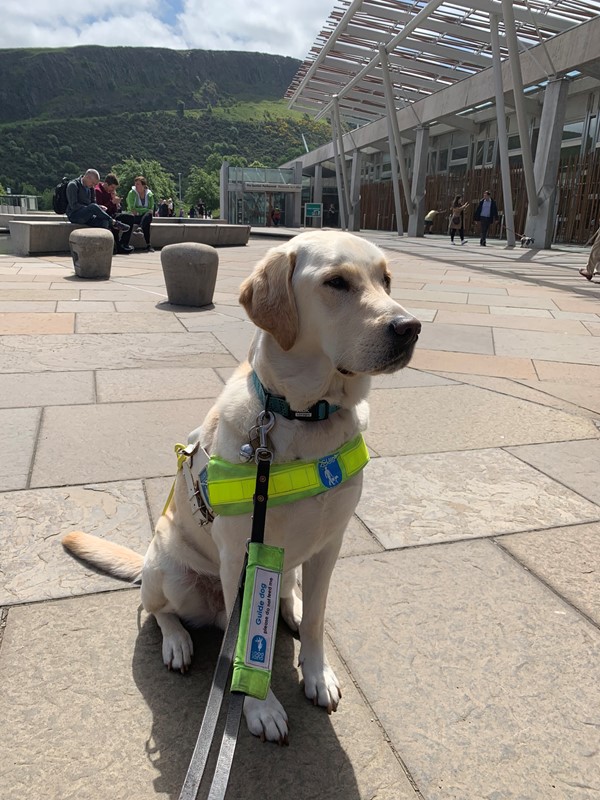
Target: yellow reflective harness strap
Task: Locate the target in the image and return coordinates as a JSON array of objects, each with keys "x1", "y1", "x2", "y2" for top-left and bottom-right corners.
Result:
[
  {"x1": 201, "y1": 433, "x2": 369, "y2": 517},
  {"x1": 162, "y1": 443, "x2": 196, "y2": 516}
]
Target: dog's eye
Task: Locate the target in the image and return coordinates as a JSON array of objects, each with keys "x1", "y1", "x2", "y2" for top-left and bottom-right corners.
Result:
[{"x1": 324, "y1": 276, "x2": 350, "y2": 291}]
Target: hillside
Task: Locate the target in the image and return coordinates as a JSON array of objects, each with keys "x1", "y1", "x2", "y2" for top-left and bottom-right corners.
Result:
[
  {"x1": 0, "y1": 46, "x2": 299, "y2": 123},
  {"x1": 0, "y1": 46, "x2": 330, "y2": 195}
]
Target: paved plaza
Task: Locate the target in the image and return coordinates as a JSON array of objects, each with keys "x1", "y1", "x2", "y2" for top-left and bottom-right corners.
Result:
[{"x1": 1, "y1": 230, "x2": 599, "y2": 799}]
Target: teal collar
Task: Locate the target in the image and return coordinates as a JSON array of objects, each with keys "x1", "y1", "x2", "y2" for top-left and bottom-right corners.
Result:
[{"x1": 251, "y1": 371, "x2": 341, "y2": 422}]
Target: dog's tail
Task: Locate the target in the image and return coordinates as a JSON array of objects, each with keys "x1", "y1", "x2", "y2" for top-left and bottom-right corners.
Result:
[{"x1": 62, "y1": 531, "x2": 144, "y2": 582}]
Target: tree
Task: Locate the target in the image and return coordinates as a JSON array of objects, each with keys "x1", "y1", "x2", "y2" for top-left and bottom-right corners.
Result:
[
  {"x1": 184, "y1": 166, "x2": 219, "y2": 212},
  {"x1": 0, "y1": 182, "x2": 5, "y2": 196},
  {"x1": 111, "y1": 157, "x2": 175, "y2": 204}
]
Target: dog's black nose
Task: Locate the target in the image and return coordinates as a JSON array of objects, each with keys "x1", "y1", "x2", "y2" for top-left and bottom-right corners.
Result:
[{"x1": 389, "y1": 316, "x2": 421, "y2": 343}]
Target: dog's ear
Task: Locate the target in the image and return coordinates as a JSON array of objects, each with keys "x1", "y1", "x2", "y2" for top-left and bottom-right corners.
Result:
[{"x1": 239, "y1": 248, "x2": 298, "y2": 351}]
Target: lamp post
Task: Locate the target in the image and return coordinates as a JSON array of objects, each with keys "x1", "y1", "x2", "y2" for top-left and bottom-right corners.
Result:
[{"x1": 178, "y1": 172, "x2": 182, "y2": 204}]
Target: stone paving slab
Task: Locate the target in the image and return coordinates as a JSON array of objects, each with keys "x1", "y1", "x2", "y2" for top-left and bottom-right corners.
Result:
[
  {"x1": 495, "y1": 328, "x2": 600, "y2": 365},
  {"x1": 0, "y1": 370, "x2": 95, "y2": 408},
  {"x1": 490, "y1": 305, "x2": 553, "y2": 317},
  {"x1": 75, "y1": 312, "x2": 187, "y2": 334},
  {"x1": 0, "y1": 480, "x2": 152, "y2": 605},
  {"x1": 0, "y1": 407, "x2": 40, "y2": 491},
  {"x1": 499, "y1": 522, "x2": 600, "y2": 624},
  {"x1": 411, "y1": 348, "x2": 537, "y2": 379},
  {"x1": 56, "y1": 300, "x2": 116, "y2": 312},
  {"x1": 212, "y1": 324, "x2": 255, "y2": 363},
  {"x1": 418, "y1": 321, "x2": 495, "y2": 354},
  {"x1": 507, "y1": 438, "x2": 600, "y2": 506},
  {"x1": 0, "y1": 332, "x2": 232, "y2": 373},
  {"x1": 326, "y1": 541, "x2": 600, "y2": 800},
  {"x1": 435, "y1": 309, "x2": 589, "y2": 334},
  {"x1": 0, "y1": 301, "x2": 57, "y2": 312},
  {"x1": 0, "y1": 592, "x2": 418, "y2": 800},
  {"x1": 0, "y1": 311, "x2": 74, "y2": 334},
  {"x1": 535, "y1": 359, "x2": 600, "y2": 385},
  {"x1": 366, "y1": 384, "x2": 598, "y2": 456},
  {"x1": 357, "y1": 449, "x2": 600, "y2": 548},
  {"x1": 519, "y1": 379, "x2": 600, "y2": 414},
  {"x1": 31, "y1": 398, "x2": 216, "y2": 487},
  {"x1": 372, "y1": 367, "x2": 456, "y2": 389},
  {"x1": 439, "y1": 373, "x2": 595, "y2": 417},
  {"x1": 96, "y1": 366, "x2": 225, "y2": 403}
]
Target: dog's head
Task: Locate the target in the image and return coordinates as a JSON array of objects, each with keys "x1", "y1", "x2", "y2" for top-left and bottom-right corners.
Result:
[{"x1": 239, "y1": 231, "x2": 420, "y2": 376}]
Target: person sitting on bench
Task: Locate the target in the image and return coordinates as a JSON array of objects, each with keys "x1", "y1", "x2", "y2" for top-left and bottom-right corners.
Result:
[
  {"x1": 66, "y1": 169, "x2": 130, "y2": 240},
  {"x1": 95, "y1": 173, "x2": 135, "y2": 255},
  {"x1": 125, "y1": 175, "x2": 155, "y2": 253}
]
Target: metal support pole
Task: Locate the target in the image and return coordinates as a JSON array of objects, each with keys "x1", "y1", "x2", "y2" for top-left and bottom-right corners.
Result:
[
  {"x1": 313, "y1": 164, "x2": 323, "y2": 205},
  {"x1": 500, "y1": 0, "x2": 538, "y2": 216},
  {"x1": 348, "y1": 149, "x2": 362, "y2": 231},
  {"x1": 490, "y1": 15, "x2": 516, "y2": 247},
  {"x1": 330, "y1": 113, "x2": 347, "y2": 230},
  {"x1": 379, "y1": 46, "x2": 414, "y2": 216},
  {"x1": 332, "y1": 96, "x2": 351, "y2": 228},
  {"x1": 408, "y1": 125, "x2": 429, "y2": 237}
]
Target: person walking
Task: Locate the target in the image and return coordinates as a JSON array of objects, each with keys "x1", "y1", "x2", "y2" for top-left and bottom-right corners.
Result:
[
  {"x1": 449, "y1": 195, "x2": 470, "y2": 245},
  {"x1": 473, "y1": 190, "x2": 499, "y2": 247},
  {"x1": 579, "y1": 226, "x2": 600, "y2": 281}
]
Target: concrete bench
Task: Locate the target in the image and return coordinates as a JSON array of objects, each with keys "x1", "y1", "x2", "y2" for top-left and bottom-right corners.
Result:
[
  {"x1": 8, "y1": 220, "x2": 251, "y2": 256},
  {"x1": 9, "y1": 221, "x2": 89, "y2": 256}
]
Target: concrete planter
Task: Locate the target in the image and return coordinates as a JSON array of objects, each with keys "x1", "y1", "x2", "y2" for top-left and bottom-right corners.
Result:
[
  {"x1": 160, "y1": 242, "x2": 219, "y2": 307},
  {"x1": 69, "y1": 228, "x2": 114, "y2": 279}
]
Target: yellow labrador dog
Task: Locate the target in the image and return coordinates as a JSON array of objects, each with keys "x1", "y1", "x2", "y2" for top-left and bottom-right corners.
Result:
[{"x1": 63, "y1": 230, "x2": 420, "y2": 743}]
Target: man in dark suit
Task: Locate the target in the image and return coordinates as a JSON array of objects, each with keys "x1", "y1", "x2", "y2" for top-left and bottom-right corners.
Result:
[{"x1": 473, "y1": 190, "x2": 499, "y2": 247}]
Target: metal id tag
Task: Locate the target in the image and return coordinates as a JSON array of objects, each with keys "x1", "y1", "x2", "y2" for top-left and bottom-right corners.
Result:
[{"x1": 231, "y1": 543, "x2": 284, "y2": 700}]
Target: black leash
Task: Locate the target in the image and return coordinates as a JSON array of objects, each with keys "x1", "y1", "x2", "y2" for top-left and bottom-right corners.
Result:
[{"x1": 178, "y1": 415, "x2": 273, "y2": 800}]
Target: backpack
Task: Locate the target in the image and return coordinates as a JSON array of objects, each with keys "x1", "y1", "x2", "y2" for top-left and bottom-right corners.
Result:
[
  {"x1": 52, "y1": 177, "x2": 69, "y2": 214},
  {"x1": 451, "y1": 214, "x2": 461, "y2": 226}
]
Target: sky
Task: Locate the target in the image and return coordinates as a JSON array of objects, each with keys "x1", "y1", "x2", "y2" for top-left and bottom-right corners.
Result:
[{"x1": 0, "y1": 0, "x2": 336, "y2": 59}]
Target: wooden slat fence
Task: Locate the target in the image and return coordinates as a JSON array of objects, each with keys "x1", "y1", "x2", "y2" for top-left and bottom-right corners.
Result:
[{"x1": 359, "y1": 150, "x2": 600, "y2": 245}]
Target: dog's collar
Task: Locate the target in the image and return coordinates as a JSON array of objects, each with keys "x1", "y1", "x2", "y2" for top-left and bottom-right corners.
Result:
[{"x1": 251, "y1": 370, "x2": 340, "y2": 422}]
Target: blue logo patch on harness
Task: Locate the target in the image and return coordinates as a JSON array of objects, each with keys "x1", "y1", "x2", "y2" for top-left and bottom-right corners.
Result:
[
  {"x1": 250, "y1": 635, "x2": 267, "y2": 663},
  {"x1": 318, "y1": 453, "x2": 342, "y2": 488}
]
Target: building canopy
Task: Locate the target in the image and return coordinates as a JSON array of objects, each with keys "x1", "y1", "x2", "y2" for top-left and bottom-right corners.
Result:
[{"x1": 286, "y1": 0, "x2": 600, "y2": 127}]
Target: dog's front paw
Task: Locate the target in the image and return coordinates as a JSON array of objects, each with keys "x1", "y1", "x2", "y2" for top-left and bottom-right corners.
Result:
[
  {"x1": 161, "y1": 628, "x2": 193, "y2": 674},
  {"x1": 244, "y1": 690, "x2": 289, "y2": 744},
  {"x1": 300, "y1": 655, "x2": 341, "y2": 714}
]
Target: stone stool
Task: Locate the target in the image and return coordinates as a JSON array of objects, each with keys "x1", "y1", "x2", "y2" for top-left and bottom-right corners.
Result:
[
  {"x1": 161, "y1": 243, "x2": 219, "y2": 307},
  {"x1": 69, "y1": 228, "x2": 114, "y2": 279}
]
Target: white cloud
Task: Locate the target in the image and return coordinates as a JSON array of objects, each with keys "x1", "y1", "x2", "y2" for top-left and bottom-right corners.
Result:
[{"x1": 0, "y1": 0, "x2": 334, "y2": 58}]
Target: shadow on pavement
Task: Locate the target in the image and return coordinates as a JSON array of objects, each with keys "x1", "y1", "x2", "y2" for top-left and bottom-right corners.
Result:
[{"x1": 132, "y1": 614, "x2": 361, "y2": 800}]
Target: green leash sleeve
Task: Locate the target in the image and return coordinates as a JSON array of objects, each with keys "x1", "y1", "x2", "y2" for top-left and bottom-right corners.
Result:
[{"x1": 231, "y1": 542, "x2": 284, "y2": 700}]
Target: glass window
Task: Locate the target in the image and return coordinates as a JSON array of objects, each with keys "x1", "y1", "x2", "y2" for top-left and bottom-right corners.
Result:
[
  {"x1": 508, "y1": 135, "x2": 520, "y2": 150},
  {"x1": 585, "y1": 116, "x2": 597, "y2": 152},
  {"x1": 562, "y1": 120, "x2": 583, "y2": 141},
  {"x1": 475, "y1": 141, "x2": 484, "y2": 166},
  {"x1": 451, "y1": 146, "x2": 468, "y2": 160},
  {"x1": 439, "y1": 149, "x2": 448, "y2": 171},
  {"x1": 485, "y1": 140, "x2": 496, "y2": 164}
]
